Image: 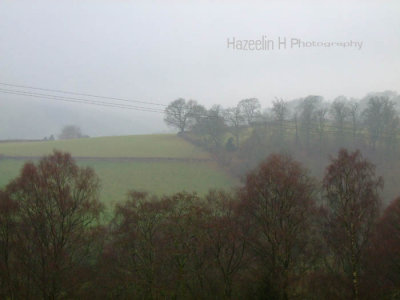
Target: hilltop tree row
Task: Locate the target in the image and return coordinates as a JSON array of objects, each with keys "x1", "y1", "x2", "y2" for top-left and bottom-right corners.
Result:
[{"x1": 164, "y1": 92, "x2": 400, "y2": 156}]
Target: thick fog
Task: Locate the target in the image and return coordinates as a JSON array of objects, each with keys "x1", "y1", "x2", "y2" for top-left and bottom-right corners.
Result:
[{"x1": 0, "y1": 0, "x2": 399, "y2": 139}]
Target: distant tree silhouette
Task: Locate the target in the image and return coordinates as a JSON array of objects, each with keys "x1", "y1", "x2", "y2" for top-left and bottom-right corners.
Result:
[
  {"x1": 59, "y1": 125, "x2": 83, "y2": 140},
  {"x1": 298, "y1": 95, "x2": 322, "y2": 149},
  {"x1": 193, "y1": 105, "x2": 227, "y2": 148},
  {"x1": 363, "y1": 96, "x2": 398, "y2": 151},
  {"x1": 224, "y1": 105, "x2": 245, "y2": 146},
  {"x1": 238, "y1": 98, "x2": 261, "y2": 126},
  {"x1": 164, "y1": 98, "x2": 200, "y2": 133},
  {"x1": 272, "y1": 98, "x2": 289, "y2": 140},
  {"x1": 330, "y1": 96, "x2": 350, "y2": 143}
]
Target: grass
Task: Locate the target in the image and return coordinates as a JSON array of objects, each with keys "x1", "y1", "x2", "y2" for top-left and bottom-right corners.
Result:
[
  {"x1": 83, "y1": 160, "x2": 236, "y2": 206},
  {"x1": 0, "y1": 159, "x2": 236, "y2": 206},
  {"x1": 0, "y1": 134, "x2": 237, "y2": 208},
  {"x1": 0, "y1": 159, "x2": 25, "y2": 188},
  {"x1": 0, "y1": 134, "x2": 210, "y2": 159}
]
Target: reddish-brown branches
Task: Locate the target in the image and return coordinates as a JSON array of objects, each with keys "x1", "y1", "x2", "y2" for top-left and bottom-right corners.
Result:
[
  {"x1": 239, "y1": 154, "x2": 317, "y2": 299},
  {"x1": 322, "y1": 149, "x2": 383, "y2": 300},
  {"x1": 1, "y1": 151, "x2": 103, "y2": 299}
]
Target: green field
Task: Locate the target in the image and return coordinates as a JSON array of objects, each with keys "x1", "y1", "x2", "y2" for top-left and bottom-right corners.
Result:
[
  {"x1": 0, "y1": 134, "x2": 209, "y2": 159},
  {"x1": 0, "y1": 135, "x2": 237, "y2": 206}
]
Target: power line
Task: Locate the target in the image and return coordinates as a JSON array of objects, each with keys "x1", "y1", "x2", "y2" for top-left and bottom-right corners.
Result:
[
  {"x1": 0, "y1": 82, "x2": 234, "y2": 119},
  {"x1": 0, "y1": 89, "x2": 166, "y2": 113},
  {"x1": 0, "y1": 83, "x2": 286, "y2": 122},
  {"x1": 0, "y1": 88, "x2": 225, "y2": 119},
  {"x1": 0, "y1": 82, "x2": 167, "y2": 107}
]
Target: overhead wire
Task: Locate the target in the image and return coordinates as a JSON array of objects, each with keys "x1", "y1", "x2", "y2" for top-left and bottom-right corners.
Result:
[
  {"x1": 0, "y1": 88, "x2": 165, "y2": 113},
  {"x1": 0, "y1": 82, "x2": 167, "y2": 107}
]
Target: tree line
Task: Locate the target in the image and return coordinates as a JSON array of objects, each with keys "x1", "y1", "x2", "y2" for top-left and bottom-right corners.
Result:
[
  {"x1": 1, "y1": 149, "x2": 399, "y2": 299},
  {"x1": 164, "y1": 92, "x2": 400, "y2": 156}
]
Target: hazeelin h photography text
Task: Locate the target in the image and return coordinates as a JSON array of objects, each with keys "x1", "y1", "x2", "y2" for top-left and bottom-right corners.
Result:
[{"x1": 226, "y1": 36, "x2": 363, "y2": 51}]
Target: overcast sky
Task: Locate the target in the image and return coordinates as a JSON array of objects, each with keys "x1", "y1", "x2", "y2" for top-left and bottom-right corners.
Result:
[{"x1": 0, "y1": 0, "x2": 399, "y2": 137}]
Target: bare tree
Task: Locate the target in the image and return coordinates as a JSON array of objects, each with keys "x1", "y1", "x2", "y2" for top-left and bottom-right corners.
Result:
[
  {"x1": 0, "y1": 191, "x2": 19, "y2": 299},
  {"x1": 205, "y1": 190, "x2": 248, "y2": 299},
  {"x1": 362, "y1": 96, "x2": 398, "y2": 151},
  {"x1": 224, "y1": 106, "x2": 245, "y2": 147},
  {"x1": 105, "y1": 191, "x2": 213, "y2": 299},
  {"x1": 331, "y1": 97, "x2": 350, "y2": 144},
  {"x1": 164, "y1": 98, "x2": 200, "y2": 133},
  {"x1": 315, "y1": 107, "x2": 328, "y2": 149},
  {"x1": 238, "y1": 98, "x2": 261, "y2": 126},
  {"x1": 322, "y1": 149, "x2": 383, "y2": 300},
  {"x1": 363, "y1": 196, "x2": 400, "y2": 299},
  {"x1": 193, "y1": 105, "x2": 227, "y2": 149},
  {"x1": 349, "y1": 100, "x2": 360, "y2": 145},
  {"x1": 107, "y1": 191, "x2": 172, "y2": 298},
  {"x1": 363, "y1": 97, "x2": 384, "y2": 149},
  {"x1": 381, "y1": 99, "x2": 399, "y2": 153},
  {"x1": 6, "y1": 151, "x2": 103, "y2": 299},
  {"x1": 298, "y1": 95, "x2": 322, "y2": 149},
  {"x1": 272, "y1": 98, "x2": 288, "y2": 139},
  {"x1": 240, "y1": 154, "x2": 317, "y2": 299}
]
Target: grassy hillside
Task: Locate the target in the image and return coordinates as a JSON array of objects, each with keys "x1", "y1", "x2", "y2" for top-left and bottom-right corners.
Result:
[
  {"x1": 0, "y1": 135, "x2": 237, "y2": 206},
  {"x1": 0, "y1": 134, "x2": 210, "y2": 159}
]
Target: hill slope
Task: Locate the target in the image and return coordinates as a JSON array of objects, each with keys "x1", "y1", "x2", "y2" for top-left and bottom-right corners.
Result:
[
  {"x1": 0, "y1": 134, "x2": 209, "y2": 159},
  {"x1": 0, "y1": 135, "x2": 237, "y2": 205}
]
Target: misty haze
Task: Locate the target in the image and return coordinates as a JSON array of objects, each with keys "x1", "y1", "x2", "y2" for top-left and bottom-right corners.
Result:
[{"x1": 0, "y1": 1, "x2": 400, "y2": 299}]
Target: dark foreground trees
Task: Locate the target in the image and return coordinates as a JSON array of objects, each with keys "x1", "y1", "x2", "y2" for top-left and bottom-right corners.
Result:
[
  {"x1": 97, "y1": 154, "x2": 320, "y2": 299},
  {"x1": 0, "y1": 190, "x2": 18, "y2": 299},
  {"x1": 99, "y1": 190, "x2": 248, "y2": 299},
  {"x1": 0, "y1": 151, "x2": 103, "y2": 299},
  {"x1": 2, "y1": 149, "x2": 400, "y2": 299},
  {"x1": 362, "y1": 196, "x2": 400, "y2": 299}
]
